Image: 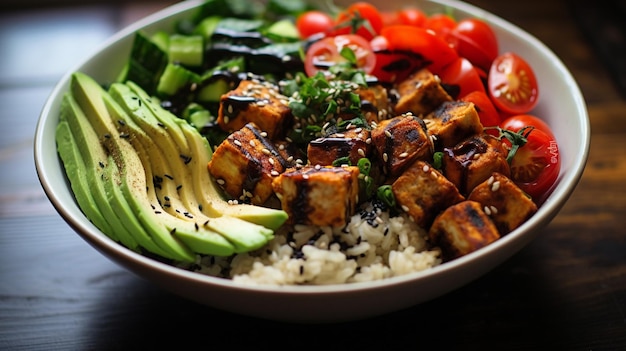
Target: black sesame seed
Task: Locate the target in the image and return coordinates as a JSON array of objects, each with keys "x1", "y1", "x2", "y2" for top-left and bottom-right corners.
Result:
[{"x1": 164, "y1": 174, "x2": 173, "y2": 180}]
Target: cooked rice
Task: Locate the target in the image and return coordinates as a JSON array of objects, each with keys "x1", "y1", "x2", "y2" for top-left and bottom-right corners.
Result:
[{"x1": 187, "y1": 202, "x2": 442, "y2": 285}]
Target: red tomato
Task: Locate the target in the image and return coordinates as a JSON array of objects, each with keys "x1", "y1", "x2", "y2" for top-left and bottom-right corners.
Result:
[
  {"x1": 500, "y1": 115, "x2": 561, "y2": 204},
  {"x1": 448, "y1": 18, "x2": 499, "y2": 72},
  {"x1": 380, "y1": 25, "x2": 458, "y2": 75},
  {"x1": 296, "y1": 11, "x2": 335, "y2": 39},
  {"x1": 461, "y1": 90, "x2": 501, "y2": 129},
  {"x1": 304, "y1": 34, "x2": 376, "y2": 77},
  {"x1": 424, "y1": 13, "x2": 457, "y2": 37},
  {"x1": 437, "y1": 57, "x2": 485, "y2": 99},
  {"x1": 488, "y1": 52, "x2": 539, "y2": 115},
  {"x1": 334, "y1": 2, "x2": 384, "y2": 40},
  {"x1": 370, "y1": 35, "x2": 423, "y2": 83},
  {"x1": 500, "y1": 114, "x2": 555, "y2": 139},
  {"x1": 396, "y1": 8, "x2": 428, "y2": 27}
]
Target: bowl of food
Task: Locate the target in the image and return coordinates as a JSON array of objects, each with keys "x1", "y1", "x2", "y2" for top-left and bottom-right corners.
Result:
[{"x1": 34, "y1": 0, "x2": 589, "y2": 323}]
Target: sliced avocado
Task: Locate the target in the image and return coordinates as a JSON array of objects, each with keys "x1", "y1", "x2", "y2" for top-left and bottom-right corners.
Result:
[
  {"x1": 55, "y1": 118, "x2": 113, "y2": 236},
  {"x1": 70, "y1": 72, "x2": 197, "y2": 262},
  {"x1": 60, "y1": 93, "x2": 139, "y2": 251},
  {"x1": 113, "y1": 81, "x2": 277, "y2": 252},
  {"x1": 103, "y1": 86, "x2": 236, "y2": 256}
]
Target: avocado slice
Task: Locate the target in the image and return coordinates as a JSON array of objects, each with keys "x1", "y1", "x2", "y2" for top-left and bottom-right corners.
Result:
[
  {"x1": 55, "y1": 118, "x2": 114, "y2": 237},
  {"x1": 102, "y1": 86, "x2": 236, "y2": 256},
  {"x1": 59, "y1": 93, "x2": 140, "y2": 251},
  {"x1": 70, "y1": 72, "x2": 197, "y2": 262},
  {"x1": 110, "y1": 81, "x2": 277, "y2": 253}
]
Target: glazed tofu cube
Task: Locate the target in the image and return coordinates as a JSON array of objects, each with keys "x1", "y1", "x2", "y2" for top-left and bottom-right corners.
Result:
[
  {"x1": 217, "y1": 79, "x2": 292, "y2": 139},
  {"x1": 393, "y1": 68, "x2": 453, "y2": 117},
  {"x1": 272, "y1": 165, "x2": 360, "y2": 228},
  {"x1": 423, "y1": 100, "x2": 484, "y2": 149},
  {"x1": 428, "y1": 200, "x2": 501, "y2": 262},
  {"x1": 392, "y1": 160, "x2": 465, "y2": 229},
  {"x1": 468, "y1": 172, "x2": 538, "y2": 235},
  {"x1": 442, "y1": 134, "x2": 510, "y2": 195},
  {"x1": 307, "y1": 127, "x2": 372, "y2": 167},
  {"x1": 208, "y1": 123, "x2": 288, "y2": 205},
  {"x1": 370, "y1": 113, "x2": 433, "y2": 177},
  {"x1": 357, "y1": 84, "x2": 393, "y2": 122}
]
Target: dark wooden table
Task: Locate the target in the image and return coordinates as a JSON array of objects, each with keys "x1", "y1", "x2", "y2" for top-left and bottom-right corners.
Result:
[{"x1": 2, "y1": 0, "x2": 625, "y2": 349}]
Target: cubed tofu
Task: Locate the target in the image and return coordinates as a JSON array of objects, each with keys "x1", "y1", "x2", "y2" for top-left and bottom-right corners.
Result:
[
  {"x1": 423, "y1": 100, "x2": 484, "y2": 149},
  {"x1": 428, "y1": 200, "x2": 501, "y2": 261},
  {"x1": 393, "y1": 160, "x2": 465, "y2": 229},
  {"x1": 272, "y1": 165, "x2": 360, "y2": 228},
  {"x1": 208, "y1": 123, "x2": 288, "y2": 205},
  {"x1": 468, "y1": 172, "x2": 538, "y2": 235},
  {"x1": 307, "y1": 127, "x2": 372, "y2": 167},
  {"x1": 442, "y1": 134, "x2": 510, "y2": 195},
  {"x1": 393, "y1": 68, "x2": 453, "y2": 117},
  {"x1": 370, "y1": 113, "x2": 433, "y2": 177},
  {"x1": 357, "y1": 83, "x2": 393, "y2": 123},
  {"x1": 217, "y1": 79, "x2": 292, "y2": 139}
]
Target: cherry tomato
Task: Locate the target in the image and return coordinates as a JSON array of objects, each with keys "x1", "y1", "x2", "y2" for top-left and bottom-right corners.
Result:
[
  {"x1": 461, "y1": 90, "x2": 501, "y2": 129},
  {"x1": 488, "y1": 52, "x2": 539, "y2": 115},
  {"x1": 396, "y1": 8, "x2": 428, "y2": 27},
  {"x1": 380, "y1": 24, "x2": 458, "y2": 75},
  {"x1": 424, "y1": 13, "x2": 457, "y2": 37},
  {"x1": 334, "y1": 2, "x2": 384, "y2": 40},
  {"x1": 296, "y1": 11, "x2": 335, "y2": 39},
  {"x1": 304, "y1": 34, "x2": 376, "y2": 77},
  {"x1": 500, "y1": 114, "x2": 555, "y2": 139},
  {"x1": 447, "y1": 18, "x2": 499, "y2": 72},
  {"x1": 499, "y1": 119, "x2": 560, "y2": 203},
  {"x1": 437, "y1": 57, "x2": 485, "y2": 99}
]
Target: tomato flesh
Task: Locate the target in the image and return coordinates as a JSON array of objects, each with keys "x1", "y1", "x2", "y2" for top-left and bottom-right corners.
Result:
[
  {"x1": 488, "y1": 52, "x2": 539, "y2": 115},
  {"x1": 499, "y1": 118, "x2": 560, "y2": 203},
  {"x1": 304, "y1": 34, "x2": 375, "y2": 77}
]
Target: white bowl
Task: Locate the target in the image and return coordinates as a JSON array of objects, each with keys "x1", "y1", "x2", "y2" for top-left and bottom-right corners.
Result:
[{"x1": 34, "y1": 0, "x2": 589, "y2": 323}]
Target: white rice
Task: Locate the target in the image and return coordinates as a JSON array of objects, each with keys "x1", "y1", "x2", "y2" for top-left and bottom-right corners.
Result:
[{"x1": 188, "y1": 202, "x2": 442, "y2": 285}]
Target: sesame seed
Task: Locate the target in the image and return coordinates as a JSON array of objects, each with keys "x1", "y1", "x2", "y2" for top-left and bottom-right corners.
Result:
[
  {"x1": 401, "y1": 205, "x2": 410, "y2": 212},
  {"x1": 268, "y1": 158, "x2": 275, "y2": 165},
  {"x1": 233, "y1": 140, "x2": 242, "y2": 147},
  {"x1": 484, "y1": 206, "x2": 492, "y2": 215},
  {"x1": 302, "y1": 174, "x2": 309, "y2": 179},
  {"x1": 490, "y1": 206, "x2": 498, "y2": 214},
  {"x1": 314, "y1": 164, "x2": 321, "y2": 170},
  {"x1": 262, "y1": 148, "x2": 271, "y2": 155},
  {"x1": 399, "y1": 152, "x2": 409, "y2": 158},
  {"x1": 384, "y1": 130, "x2": 392, "y2": 138},
  {"x1": 491, "y1": 181, "x2": 501, "y2": 192},
  {"x1": 383, "y1": 153, "x2": 388, "y2": 162},
  {"x1": 260, "y1": 131, "x2": 268, "y2": 137},
  {"x1": 358, "y1": 148, "x2": 365, "y2": 157},
  {"x1": 249, "y1": 140, "x2": 255, "y2": 147},
  {"x1": 216, "y1": 179, "x2": 225, "y2": 185},
  {"x1": 224, "y1": 116, "x2": 230, "y2": 124},
  {"x1": 271, "y1": 170, "x2": 279, "y2": 176},
  {"x1": 227, "y1": 105, "x2": 233, "y2": 114},
  {"x1": 487, "y1": 175, "x2": 495, "y2": 186},
  {"x1": 422, "y1": 164, "x2": 430, "y2": 172}
]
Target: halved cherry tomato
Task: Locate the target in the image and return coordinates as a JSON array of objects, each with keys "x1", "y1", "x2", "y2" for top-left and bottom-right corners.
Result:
[
  {"x1": 296, "y1": 10, "x2": 335, "y2": 39},
  {"x1": 380, "y1": 25, "x2": 458, "y2": 75},
  {"x1": 500, "y1": 114, "x2": 555, "y2": 139},
  {"x1": 304, "y1": 34, "x2": 376, "y2": 77},
  {"x1": 499, "y1": 118, "x2": 560, "y2": 203},
  {"x1": 488, "y1": 52, "x2": 539, "y2": 115},
  {"x1": 447, "y1": 18, "x2": 499, "y2": 72},
  {"x1": 438, "y1": 57, "x2": 485, "y2": 99},
  {"x1": 334, "y1": 2, "x2": 384, "y2": 40},
  {"x1": 461, "y1": 90, "x2": 501, "y2": 129}
]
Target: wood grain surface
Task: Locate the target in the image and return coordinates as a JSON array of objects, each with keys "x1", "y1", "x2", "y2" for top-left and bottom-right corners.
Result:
[{"x1": 1, "y1": 0, "x2": 624, "y2": 349}]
